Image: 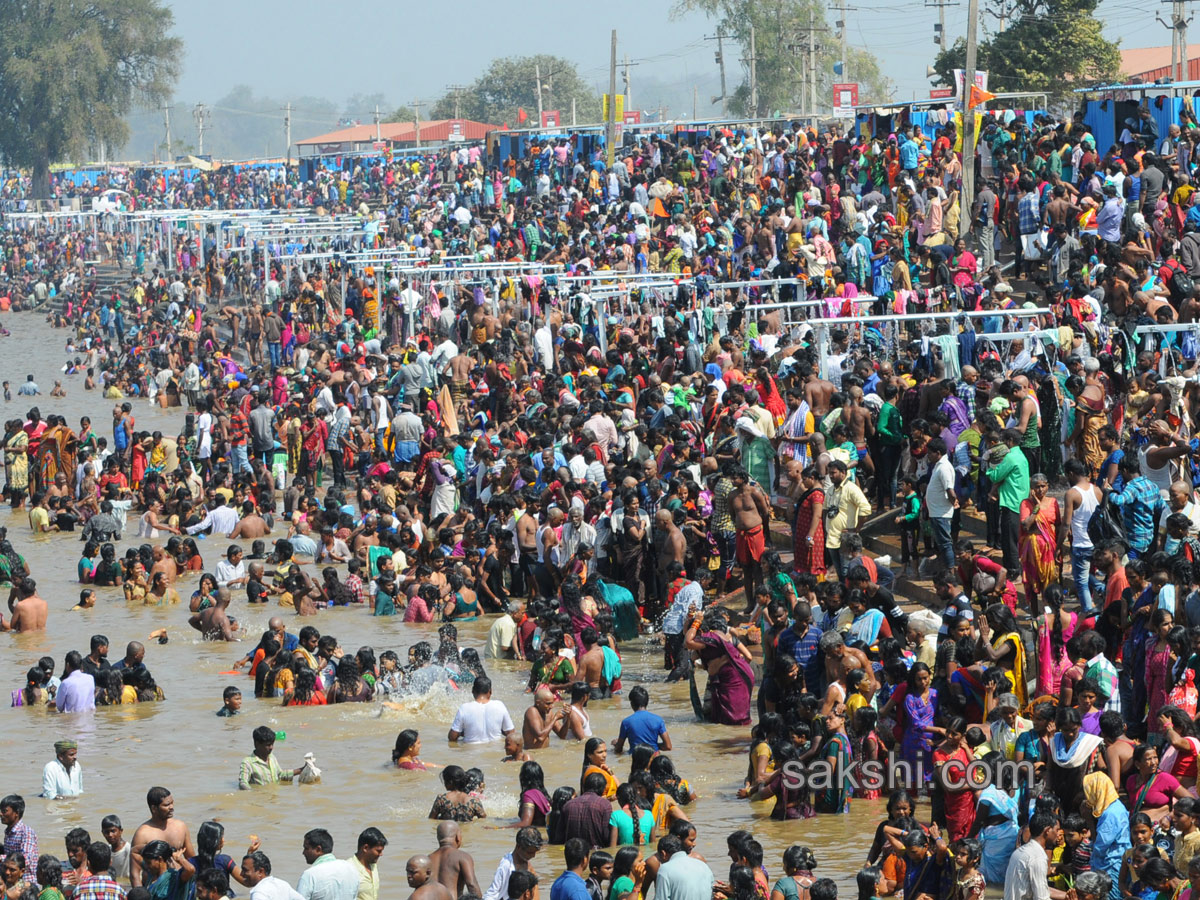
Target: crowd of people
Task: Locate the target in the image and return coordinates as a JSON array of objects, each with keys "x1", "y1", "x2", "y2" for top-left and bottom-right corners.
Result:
[{"x1": 9, "y1": 96, "x2": 1200, "y2": 900}]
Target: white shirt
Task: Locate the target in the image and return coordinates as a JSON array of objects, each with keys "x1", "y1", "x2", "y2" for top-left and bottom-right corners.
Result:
[
  {"x1": 251, "y1": 876, "x2": 305, "y2": 900},
  {"x1": 187, "y1": 504, "x2": 240, "y2": 536},
  {"x1": 1003, "y1": 839, "x2": 1051, "y2": 900},
  {"x1": 297, "y1": 856, "x2": 360, "y2": 900},
  {"x1": 42, "y1": 759, "x2": 83, "y2": 799},
  {"x1": 215, "y1": 558, "x2": 246, "y2": 588},
  {"x1": 926, "y1": 455, "x2": 956, "y2": 519},
  {"x1": 482, "y1": 853, "x2": 516, "y2": 900},
  {"x1": 533, "y1": 326, "x2": 553, "y2": 371},
  {"x1": 450, "y1": 698, "x2": 514, "y2": 743}
]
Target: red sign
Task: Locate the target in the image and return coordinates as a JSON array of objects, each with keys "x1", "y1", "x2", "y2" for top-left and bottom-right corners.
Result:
[
  {"x1": 929, "y1": 88, "x2": 954, "y2": 99},
  {"x1": 624, "y1": 111, "x2": 641, "y2": 125},
  {"x1": 832, "y1": 83, "x2": 859, "y2": 117},
  {"x1": 541, "y1": 110, "x2": 560, "y2": 128}
]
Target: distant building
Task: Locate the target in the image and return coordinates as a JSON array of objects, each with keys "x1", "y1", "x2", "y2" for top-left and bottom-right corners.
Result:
[
  {"x1": 296, "y1": 119, "x2": 498, "y2": 156},
  {"x1": 1120, "y1": 44, "x2": 1200, "y2": 83}
]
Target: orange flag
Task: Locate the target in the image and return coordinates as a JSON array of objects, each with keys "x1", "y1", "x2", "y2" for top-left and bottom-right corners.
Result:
[{"x1": 968, "y1": 85, "x2": 996, "y2": 110}]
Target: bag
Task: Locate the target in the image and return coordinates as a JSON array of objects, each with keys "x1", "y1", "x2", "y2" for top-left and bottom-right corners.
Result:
[
  {"x1": 1087, "y1": 495, "x2": 1128, "y2": 548},
  {"x1": 1170, "y1": 268, "x2": 1195, "y2": 302},
  {"x1": 1168, "y1": 668, "x2": 1199, "y2": 718},
  {"x1": 297, "y1": 753, "x2": 322, "y2": 785}
]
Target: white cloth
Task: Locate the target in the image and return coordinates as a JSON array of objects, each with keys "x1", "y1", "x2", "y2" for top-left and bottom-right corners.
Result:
[
  {"x1": 251, "y1": 876, "x2": 305, "y2": 900},
  {"x1": 296, "y1": 856, "x2": 360, "y2": 900},
  {"x1": 926, "y1": 455, "x2": 956, "y2": 519},
  {"x1": 482, "y1": 853, "x2": 516, "y2": 900},
  {"x1": 450, "y1": 698, "x2": 514, "y2": 743},
  {"x1": 41, "y1": 760, "x2": 83, "y2": 799}
]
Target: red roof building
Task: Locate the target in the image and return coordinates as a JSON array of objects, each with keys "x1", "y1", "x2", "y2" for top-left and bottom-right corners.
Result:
[
  {"x1": 1120, "y1": 44, "x2": 1200, "y2": 83},
  {"x1": 296, "y1": 119, "x2": 498, "y2": 155}
]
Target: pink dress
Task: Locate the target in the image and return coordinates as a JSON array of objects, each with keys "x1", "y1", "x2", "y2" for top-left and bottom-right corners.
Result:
[
  {"x1": 1146, "y1": 641, "x2": 1173, "y2": 735},
  {"x1": 1036, "y1": 612, "x2": 1078, "y2": 697}
]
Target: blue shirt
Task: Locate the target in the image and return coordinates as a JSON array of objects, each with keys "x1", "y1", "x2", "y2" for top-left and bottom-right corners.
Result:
[
  {"x1": 1109, "y1": 476, "x2": 1162, "y2": 552},
  {"x1": 618, "y1": 709, "x2": 667, "y2": 750},
  {"x1": 898, "y1": 139, "x2": 919, "y2": 170},
  {"x1": 550, "y1": 872, "x2": 590, "y2": 900}
]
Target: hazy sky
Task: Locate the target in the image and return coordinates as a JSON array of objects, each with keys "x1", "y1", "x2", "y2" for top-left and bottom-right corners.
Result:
[{"x1": 165, "y1": 0, "x2": 1170, "y2": 121}]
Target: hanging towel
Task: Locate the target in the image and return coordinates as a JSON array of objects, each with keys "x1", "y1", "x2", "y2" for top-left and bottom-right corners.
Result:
[
  {"x1": 931, "y1": 334, "x2": 962, "y2": 380},
  {"x1": 958, "y1": 326, "x2": 978, "y2": 370}
]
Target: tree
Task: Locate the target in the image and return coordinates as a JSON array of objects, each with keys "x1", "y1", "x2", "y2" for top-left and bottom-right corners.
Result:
[
  {"x1": 429, "y1": 55, "x2": 602, "y2": 125},
  {"x1": 388, "y1": 106, "x2": 415, "y2": 124},
  {"x1": 672, "y1": 0, "x2": 891, "y2": 116},
  {"x1": 0, "y1": 0, "x2": 181, "y2": 198},
  {"x1": 932, "y1": 0, "x2": 1119, "y2": 101}
]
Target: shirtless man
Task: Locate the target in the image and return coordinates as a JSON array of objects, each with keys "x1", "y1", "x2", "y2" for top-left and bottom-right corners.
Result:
[
  {"x1": 1, "y1": 577, "x2": 47, "y2": 632},
  {"x1": 576, "y1": 628, "x2": 610, "y2": 699},
  {"x1": 447, "y1": 352, "x2": 474, "y2": 410},
  {"x1": 406, "y1": 856, "x2": 453, "y2": 900},
  {"x1": 149, "y1": 545, "x2": 179, "y2": 586},
  {"x1": 522, "y1": 688, "x2": 562, "y2": 749},
  {"x1": 188, "y1": 589, "x2": 238, "y2": 641},
  {"x1": 515, "y1": 504, "x2": 539, "y2": 599},
  {"x1": 230, "y1": 502, "x2": 272, "y2": 540},
  {"x1": 131, "y1": 787, "x2": 194, "y2": 887},
  {"x1": 654, "y1": 509, "x2": 686, "y2": 604},
  {"x1": 728, "y1": 466, "x2": 771, "y2": 609},
  {"x1": 803, "y1": 366, "x2": 836, "y2": 417},
  {"x1": 428, "y1": 823, "x2": 480, "y2": 898},
  {"x1": 842, "y1": 386, "x2": 876, "y2": 476}
]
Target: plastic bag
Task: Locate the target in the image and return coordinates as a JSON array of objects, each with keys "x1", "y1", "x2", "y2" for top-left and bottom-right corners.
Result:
[{"x1": 297, "y1": 753, "x2": 321, "y2": 785}]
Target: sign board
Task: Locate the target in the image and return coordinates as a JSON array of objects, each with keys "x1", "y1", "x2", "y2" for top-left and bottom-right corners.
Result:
[
  {"x1": 541, "y1": 110, "x2": 560, "y2": 128},
  {"x1": 831, "y1": 83, "x2": 859, "y2": 119},
  {"x1": 929, "y1": 88, "x2": 954, "y2": 99},
  {"x1": 951, "y1": 69, "x2": 988, "y2": 99},
  {"x1": 448, "y1": 121, "x2": 464, "y2": 142},
  {"x1": 602, "y1": 93, "x2": 626, "y2": 121},
  {"x1": 624, "y1": 110, "x2": 641, "y2": 125}
]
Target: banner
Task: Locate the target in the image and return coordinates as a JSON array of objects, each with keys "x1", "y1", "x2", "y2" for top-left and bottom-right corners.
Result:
[
  {"x1": 832, "y1": 83, "x2": 859, "y2": 119},
  {"x1": 541, "y1": 110, "x2": 560, "y2": 128}
]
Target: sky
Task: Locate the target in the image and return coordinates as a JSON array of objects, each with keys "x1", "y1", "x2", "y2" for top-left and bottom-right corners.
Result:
[{"x1": 164, "y1": 0, "x2": 1171, "y2": 126}]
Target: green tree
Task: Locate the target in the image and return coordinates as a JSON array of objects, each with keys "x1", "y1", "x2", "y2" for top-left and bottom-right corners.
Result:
[
  {"x1": 672, "y1": 0, "x2": 891, "y2": 116},
  {"x1": 932, "y1": 0, "x2": 1119, "y2": 100},
  {"x1": 0, "y1": 0, "x2": 181, "y2": 198},
  {"x1": 388, "y1": 106, "x2": 416, "y2": 124},
  {"x1": 429, "y1": 55, "x2": 602, "y2": 125}
]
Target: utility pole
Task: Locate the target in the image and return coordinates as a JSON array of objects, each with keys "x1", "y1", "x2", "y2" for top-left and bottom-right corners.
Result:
[
  {"x1": 374, "y1": 104, "x2": 381, "y2": 142},
  {"x1": 748, "y1": 25, "x2": 758, "y2": 117},
  {"x1": 961, "y1": 0, "x2": 979, "y2": 235},
  {"x1": 623, "y1": 54, "x2": 632, "y2": 111},
  {"x1": 809, "y1": 5, "x2": 817, "y2": 117},
  {"x1": 192, "y1": 103, "x2": 209, "y2": 156},
  {"x1": 283, "y1": 103, "x2": 292, "y2": 165},
  {"x1": 446, "y1": 85, "x2": 466, "y2": 120},
  {"x1": 839, "y1": 0, "x2": 848, "y2": 79},
  {"x1": 926, "y1": 0, "x2": 960, "y2": 50},
  {"x1": 1157, "y1": 2, "x2": 1192, "y2": 82},
  {"x1": 411, "y1": 99, "x2": 422, "y2": 147},
  {"x1": 535, "y1": 62, "x2": 544, "y2": 121},
  {"x1": 571, "y1": 97, "x2": 577, "y2": 126},
  {"x1": 716, "y1": 31, "x2": 728, "y2": 116},
  {"x1": 606, "y1": 29, "x2": 617, "y2": 166},
  {"x1": 162, "y1": 104, "x2": 172, "y2": 161}
]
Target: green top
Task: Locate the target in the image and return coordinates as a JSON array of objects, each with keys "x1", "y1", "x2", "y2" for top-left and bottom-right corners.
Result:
[
  {"x1": 609, "y1": 876, "x2": 637, "y2": 900},
  {"x1": 609, "y1": 807, "x2": 655, "y2": 845},
  {"x1": 986, "y1": 446, "x2": 1030, "y2": 512},
  {"x1": 239, "y1": 752, "x2": 293, "y2": 790},
  {"x1": 877, "y1": 402, "x2": 903, "y2": 445}
]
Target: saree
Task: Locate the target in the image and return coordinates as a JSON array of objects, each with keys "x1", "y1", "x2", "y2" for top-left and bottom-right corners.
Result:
[
  {"x1": 792, "y1": 489, "x2": 826, "y2": 576},
  {"x1": 992, "y1": 631, "x2": 1029, "y2": 706},
  {"x1": 4, "y1": 430, "x2": 29, "y2": 495},
  {"x1": 817, "y1": 732, "x2": 852, "y2": 813},
  {"x1": 848, "y1": 609, "x2": 885, "y2": 646},
  {"x1": 1048, "y1": 730, "x2": 1104, "y2": 812},
  {"x1": 1075, "y1": 394, "x2": 1106, "y2": 475},
  {"x1": 976, "y1": 786, "x2": 1019, "y2": 883},
  {"x1": 1036, "y1": 612, "x2": 1078, "y2": 697},
  {"x1": 35, "y1": 425, "x2": 78, "y2": 493},
  {"x1": 1019, "y1": 497, "x2": 1059, "y2": 599},
  {"x1": 596, "y1": 579, "x2": 640, "y2": 642},
  {"x1": 696, "y1": 632, "x2": 755, "y2": 725}
]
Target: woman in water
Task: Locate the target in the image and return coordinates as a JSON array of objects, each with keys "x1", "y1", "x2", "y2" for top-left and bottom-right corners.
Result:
[
  {"x1": 428, "y1": 765, "x2": 486, "y2": 823},
  {"x1": 514, "y1": 761, "x2": 551, "y2": 827},
  {"x1": 392, "y1": 729, "x2": 430, "y2": 771}
]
